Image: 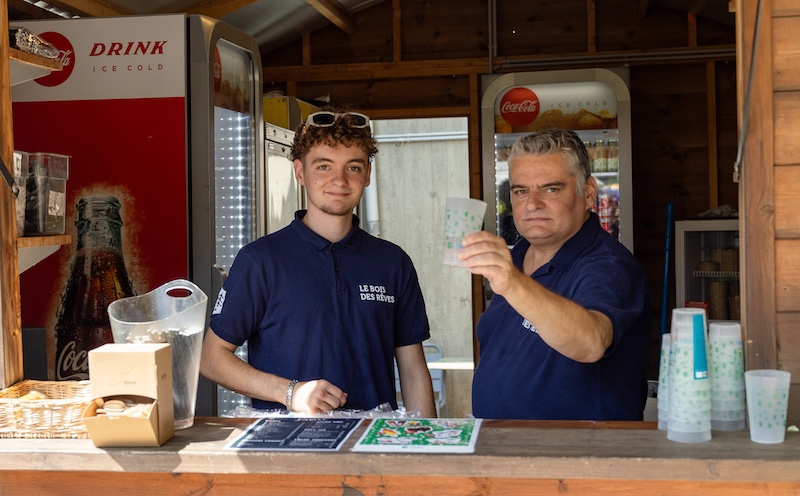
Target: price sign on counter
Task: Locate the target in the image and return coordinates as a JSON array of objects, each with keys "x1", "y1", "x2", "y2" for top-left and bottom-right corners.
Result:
[{"x1": 224, "y1": 417, "x2": 362, "y2": 451}]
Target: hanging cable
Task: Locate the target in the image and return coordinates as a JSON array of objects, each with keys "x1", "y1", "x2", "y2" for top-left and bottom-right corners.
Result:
[{"x1": 733, "y1": 0, "x2": 764, "y2": 182}]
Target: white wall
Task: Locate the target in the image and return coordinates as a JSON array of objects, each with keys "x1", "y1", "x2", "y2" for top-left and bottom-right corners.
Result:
[{"x1": 371, "y1": 117, "x2": 474, "y2": 417}]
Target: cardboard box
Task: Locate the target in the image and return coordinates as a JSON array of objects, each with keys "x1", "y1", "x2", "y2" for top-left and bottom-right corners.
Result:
[
  {"x1": 83, "y1": 395, "x2": 161, "y2": 446},
  {"x1": 84, "y1": 343, "x2": 174, "y2": 447},
  {"x1": 263, "y1": 96, "x2": 321, "y2": 130}
]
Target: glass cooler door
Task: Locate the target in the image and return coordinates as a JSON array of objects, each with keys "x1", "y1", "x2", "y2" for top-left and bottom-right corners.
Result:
[
  {"x1": 675, "y1": 219, "x2": 740, "y2": 321},
  {"x1": 211, "y1": 39, "x2": 260, "y2": 415}
]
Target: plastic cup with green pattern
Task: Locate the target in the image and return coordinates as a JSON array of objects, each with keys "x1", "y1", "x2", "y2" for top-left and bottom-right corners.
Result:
[
  {"x1": 442, "y1": 197, "x2": 487, "y2": 266},
  {"x1": 745, "y1": 369, "x2": 791, "y2": 444}
]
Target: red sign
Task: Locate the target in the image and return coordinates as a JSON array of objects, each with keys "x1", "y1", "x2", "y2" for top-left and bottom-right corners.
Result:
[
  {"x1": 34, "y1": 32, "x2": 75, "y2": 87},
  {"x1": 499, "y1": 87, "x2": 540, "y2": 128}
]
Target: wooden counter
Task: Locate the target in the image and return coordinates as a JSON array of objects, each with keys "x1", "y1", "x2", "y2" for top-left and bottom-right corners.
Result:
[{"x1": 1, "y1": 417, "x2": 799, "y2": 495}]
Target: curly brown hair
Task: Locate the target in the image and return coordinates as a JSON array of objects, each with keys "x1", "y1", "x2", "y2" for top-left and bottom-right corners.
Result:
[{"x1": 290, "y1": 109, "x2": 378, "y2": 163}]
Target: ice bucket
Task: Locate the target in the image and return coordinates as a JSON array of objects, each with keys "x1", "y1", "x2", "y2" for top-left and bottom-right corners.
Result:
[{"x1": 107, "y1": 279, "x2": 207, "y2": 430}]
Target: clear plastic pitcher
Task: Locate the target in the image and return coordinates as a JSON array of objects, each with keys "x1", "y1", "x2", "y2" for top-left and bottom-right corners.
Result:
[{"x1": 107, "y1": 279, "x2": 208, "y2": 430}]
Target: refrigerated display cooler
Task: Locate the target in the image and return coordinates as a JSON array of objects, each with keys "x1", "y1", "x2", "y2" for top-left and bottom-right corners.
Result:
[
  {"x1": 12, "y1": 14, "x2": 264, "y2": 416},
  {"x1": 675, "y1": 219, "x2": 740, "y2": 321},
  {"x1": 480, "y1": 68, "x2": 633, "y2": 252},
  {"x1": 265, "y1": 123, "x2": 304, "y2": 235}
]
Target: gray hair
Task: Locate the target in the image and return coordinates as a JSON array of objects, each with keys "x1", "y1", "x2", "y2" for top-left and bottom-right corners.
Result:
[{"x1": 507, "y1": 128, "x2": 591, "y2": 195}]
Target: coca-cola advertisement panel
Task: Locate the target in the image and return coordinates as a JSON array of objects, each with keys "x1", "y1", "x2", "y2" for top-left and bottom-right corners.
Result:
[
  {"x1": 481, "y1": 70, "x2": 633, "y2": 252},
  {"x1": 13, "y1": 15, "x2": 190, "y2": 380}
]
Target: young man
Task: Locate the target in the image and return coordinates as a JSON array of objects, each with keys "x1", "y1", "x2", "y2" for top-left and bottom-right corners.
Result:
[
  {"x1": 461, "y1": 128, "x2": 652, "y2": 420},
  {"x1": 200, "y1": 110, "x2": 435, "y2": 416}
]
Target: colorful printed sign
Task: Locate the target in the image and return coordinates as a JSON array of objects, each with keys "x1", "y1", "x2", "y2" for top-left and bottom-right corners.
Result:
[{"x1": 352, "y1": 418, "x2": 482, "y2": 453}]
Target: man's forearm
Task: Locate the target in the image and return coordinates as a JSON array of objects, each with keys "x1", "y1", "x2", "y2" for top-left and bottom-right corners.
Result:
[
  {"x1": 396, "y1": 343, "x2": 437, "y2": 417},
  {"x1": 504, "y1": 275, "x2": 613, "y2": 363},
  {"x1": 200, "y1": 331, "x2": 289, "y2": 405},
  {"x1": 402, "y1": 379, "x2": 437, "y2": 417}
]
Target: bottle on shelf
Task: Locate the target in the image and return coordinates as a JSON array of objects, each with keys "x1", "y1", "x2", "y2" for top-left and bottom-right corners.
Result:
[
  {"x1": 607, "y1": 138, "x2": 619, "y2": 172},
  {"x1": 54, "y1": 195, "x2": 136, "y2": 380},
  {"x1": 584, "y1": 141, "x2": 595, "y2": 171},
  {"x1": 592, "y1": 139, "x2": 607, "y2": 173}
]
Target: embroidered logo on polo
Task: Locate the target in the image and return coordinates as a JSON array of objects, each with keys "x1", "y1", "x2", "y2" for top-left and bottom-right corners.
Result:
[
  {"x1": 212, "y1": 288, "x2": 226, "y2": 315},
  {"x1": 358, "y1": 284, "x2": 396, "y2": 303},
  {"x1": 522, "y1": 318, "x2": 538, "y2": 334}
]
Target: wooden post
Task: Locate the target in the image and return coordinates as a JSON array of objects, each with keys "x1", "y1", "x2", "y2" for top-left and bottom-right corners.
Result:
[
  {"x1": 393, "y1": 0, "x2": 402, "y2": 63},
  {"x1": 0, "y1": 0, "x2": 25, "y2": 388},
  {"x1": 737, "y1": 0, "x2": 777, "y2": 369},
  {"x1": 706, "y1": 61, "x2": 719, "y2": 209},
  {"x1": 468, "y1": 72, "x2": 483, "y2": 365},
  {"x1": 586, "y1": 0, "x2": 597, "y2": 53}
]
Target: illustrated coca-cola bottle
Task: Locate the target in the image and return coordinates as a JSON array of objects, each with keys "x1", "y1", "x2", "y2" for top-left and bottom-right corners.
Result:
[{"x1": 54, "y1": 195, "x2": 136, "y2": 380}]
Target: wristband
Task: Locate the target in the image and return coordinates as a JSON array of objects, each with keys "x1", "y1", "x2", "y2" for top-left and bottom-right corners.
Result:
[{"x1": 285, "y1": 379, "x2": 299, "y2": 412}]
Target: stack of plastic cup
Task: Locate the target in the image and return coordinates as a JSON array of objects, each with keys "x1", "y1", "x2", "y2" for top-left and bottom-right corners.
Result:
[
  {"x1": 657, "y1": 332, "x2": 671, "y2": 431},
  {"x1": 708, "y1": 321, "x2": 746, "y2": 431},
  {"x1": 667, "y1": 308, "x2": 712, "y2": 443}
]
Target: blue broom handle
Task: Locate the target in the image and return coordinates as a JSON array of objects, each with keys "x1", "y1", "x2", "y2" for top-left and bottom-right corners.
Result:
[{"x1": 660, "y1": 202, "x2": 675, "y2": 341}]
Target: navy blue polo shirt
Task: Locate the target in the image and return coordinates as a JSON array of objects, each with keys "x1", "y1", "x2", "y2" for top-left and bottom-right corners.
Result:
[
  {"x1": 472, "y1": 212, "x2": 652, "y2": 420},
  {"x1": 210, "y1": 211, "x2": 430, "y2": 411}
]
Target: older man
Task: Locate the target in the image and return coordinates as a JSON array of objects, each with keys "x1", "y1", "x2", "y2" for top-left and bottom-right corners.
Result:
[{"x1": 462, "y1": 128, "x2": 652, "y2": 420}]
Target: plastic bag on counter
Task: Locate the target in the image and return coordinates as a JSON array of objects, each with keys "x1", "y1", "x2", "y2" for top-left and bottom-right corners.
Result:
[
  {"x1": 9, "y1": 26, "x2": 59, "y2": 58},
  {"x1": 222, "y1": 402, "x2": 421, "y2": 419}
]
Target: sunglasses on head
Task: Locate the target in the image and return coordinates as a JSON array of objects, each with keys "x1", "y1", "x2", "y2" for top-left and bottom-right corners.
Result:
[{"x1": 304, "y1": 111, "x2": 370, "y2": 129}]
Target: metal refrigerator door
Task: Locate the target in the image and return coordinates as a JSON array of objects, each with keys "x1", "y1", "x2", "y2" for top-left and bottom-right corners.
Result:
[
  {"x1": 211, "y1": 40, "x2": 261, "y2": 416},
  {"x1": 188, "y1": 15, "x2": 264, "y2": 416},
  {"x1": 265, "y1": 123, "x2": 304, "y2": 235}
]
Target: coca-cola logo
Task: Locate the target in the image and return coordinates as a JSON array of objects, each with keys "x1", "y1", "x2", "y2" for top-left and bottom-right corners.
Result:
[
  {"x1": 499, "y1": 87, "x2": 540, "y2": 128},
  {"x1": 34, "y1": 31, "x2": 75, "y2": 87},
  {"x1": 56, "y1": 340, "x2": 89, "y2": 381}
]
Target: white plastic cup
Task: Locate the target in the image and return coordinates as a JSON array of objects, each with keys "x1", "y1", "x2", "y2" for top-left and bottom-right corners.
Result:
[
  {"x1": 745, "y1": 369, "x2": 791, "y2": 444},
  {"x1": 709, "y1": 322, "x2": 745, "y2": 391},
  {"x1": 442, "y1": 197, "x2": 487, "y2": 266},
  {"x1": 711, "y1": 418, "x2": 746, "y2": 431},
  {"x1": 657, "y1": 333, "x2": 671, "y2": 431}
]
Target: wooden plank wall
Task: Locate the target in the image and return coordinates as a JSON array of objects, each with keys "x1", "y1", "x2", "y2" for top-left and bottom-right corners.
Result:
[
  {"x1": 260, "y1": 0, "x2": 738, "y2": 396},
  {"x1": 768, "y1": 0, "x2": 800, "y2": 422}
]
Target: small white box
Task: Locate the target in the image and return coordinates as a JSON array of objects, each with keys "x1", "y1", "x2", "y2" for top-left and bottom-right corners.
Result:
[{"x1": 84, "y1": 343, "x2": 174, "y2": 447}]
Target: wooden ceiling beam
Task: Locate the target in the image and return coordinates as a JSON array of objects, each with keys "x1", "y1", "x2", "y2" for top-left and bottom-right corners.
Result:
[
  {"x1": 41, "y1": 0, "x2": 132, "y2": 17},
  {"x1": 305, "y1": 0, "x2": 355, "y2": 35},
  {"x1": 263, "y1": 44, "x2": 735, "y2": 83},
  {"x1": 183, "y1": 0, "x2": 261, "y2": 19},
  {"x1": 8, "y1": 0, "x2": 61, "y2": 18},
  {"x1": 264, "y1": 57, "x2": 488, "y2": 82}
]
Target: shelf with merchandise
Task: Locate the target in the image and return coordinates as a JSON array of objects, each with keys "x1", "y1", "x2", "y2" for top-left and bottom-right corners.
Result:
[
  {"x1": 692, "y1": 270, "x2": 739, "y2": 280},
  {"x1": 16, "y1": 235, "x2": 71, "y2": 274},
  {"x1": 8, "y1": 47, "x2": 62, "y2": 86},
  {"x1": 8, "y1": 49, "x2": 69, "y2": 272}
]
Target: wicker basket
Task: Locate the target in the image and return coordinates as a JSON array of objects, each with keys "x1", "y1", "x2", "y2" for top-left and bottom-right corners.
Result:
[{"x1": 0, "y1": 380, "x2": 93, "y2": 439}]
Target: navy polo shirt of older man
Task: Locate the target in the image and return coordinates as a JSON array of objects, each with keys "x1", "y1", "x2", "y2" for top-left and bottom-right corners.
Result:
[
  {"x1": 209, "y1": 210, "x2": 430, "y2": 411},
  {"x1": 472, "y1": 212, "x2": 652, "y2": 420}
]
